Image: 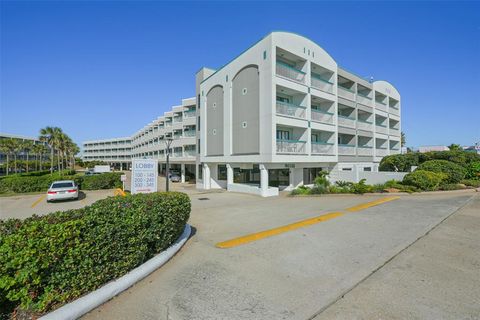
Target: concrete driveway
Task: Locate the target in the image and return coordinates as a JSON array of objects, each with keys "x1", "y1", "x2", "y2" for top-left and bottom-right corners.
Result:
[{"x1": 82, "y1": 191, "x2": 479, "y2": 320}]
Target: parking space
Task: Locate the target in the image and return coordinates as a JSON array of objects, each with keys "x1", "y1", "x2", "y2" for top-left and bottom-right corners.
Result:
[{"x1": 82, "y1": 191, "x2": 477, "y2": 320}]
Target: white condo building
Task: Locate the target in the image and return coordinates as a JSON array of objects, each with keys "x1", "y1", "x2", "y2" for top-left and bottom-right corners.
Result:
[
  {"x1": 83, "y1": 31, "x2": 401, "y2": 196},
  {"x1": 196, "y1": 32, "x2": 401, "y2": 196}
]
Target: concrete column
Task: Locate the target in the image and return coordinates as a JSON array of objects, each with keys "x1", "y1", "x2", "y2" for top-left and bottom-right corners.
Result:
[
  {"x1": 260, "y1": 164, "x2": 268, "y2": 195},
  {"x1": 181, "y1": 163, "x2": 185, "y2": 183},
  {"x1": 203, "y1": 163, "x2": 211, "y2": 189},
  {"x1": 226, "y1": 164, "x2": 233, "y2": 185}
]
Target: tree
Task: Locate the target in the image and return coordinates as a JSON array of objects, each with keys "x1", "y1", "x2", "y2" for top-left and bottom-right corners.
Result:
[
  {"x1": 39, "y1": 126, "x2": 63, "y2": 174},
  {"x1": 0, "y1": 139, "x2": 16, "y2": 175},
  {"x1": 448, "y1": 143, "x2": 462, "y2": 151},
  {"x1": 21, "y1": 140, "x2": 34, "y2": 173},
  {"x1": 401, "y1": 131, "x2": 406, "y2": 147},
  {"x1": 11, "y1": 139, "x2": 23, "y2": 173}
]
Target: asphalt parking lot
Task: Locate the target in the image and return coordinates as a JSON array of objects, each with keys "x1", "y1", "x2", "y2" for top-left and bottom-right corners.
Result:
[{"x1": 79, "y1": 190, "x2": 479, "y2": 320}]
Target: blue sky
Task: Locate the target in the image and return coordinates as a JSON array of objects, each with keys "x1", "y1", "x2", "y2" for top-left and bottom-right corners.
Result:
[{"x1": 1, "y1": 1, "x2": 479, "y2": 148}]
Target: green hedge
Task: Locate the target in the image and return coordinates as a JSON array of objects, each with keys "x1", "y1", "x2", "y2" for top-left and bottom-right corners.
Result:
[
  {"x1": 379, "y1": 151, "x2": 480, "y2": 172},
  {"x1": 0, "y1": 172, "x2": 122, "y2": 194},
  {"x1": 402, "y1": 170, "x2": 447, "y2": 191},
  {"x1": 417, "y1": 160, "x2": 466, "y2": 183},
  {"x1": 0, "y1": 192, "x2": 190, "y2": 317}
]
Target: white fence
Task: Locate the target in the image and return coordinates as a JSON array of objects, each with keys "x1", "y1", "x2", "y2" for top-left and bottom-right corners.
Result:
[{"x1": 329, "y1": 169, "x2": 408, "y2": 185}]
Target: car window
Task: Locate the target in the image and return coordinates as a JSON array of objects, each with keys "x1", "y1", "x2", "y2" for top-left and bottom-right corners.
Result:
[{"x1": 51, "y1": 182, "x2": 74, "y2": 188}]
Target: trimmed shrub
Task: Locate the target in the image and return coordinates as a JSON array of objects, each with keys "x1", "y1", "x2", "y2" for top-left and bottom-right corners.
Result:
[
  {"x1": 79, "y1": 172, "x2": 123, "y2": 190},
  {"x1": 440, "y1": 183, "x2": 466, "y2": 191},
  {"x1": 0, "y1": 192, "x2": 190, "y2": 317},
  {"x1": 460, "y1": 179, "x2": 480, "y2": 188},
  {"x1": 379, "y1": 153, "x2": 421, "y2": 172},
  {"x1": 350, "y1": 179, "x2": 372, "y2": 194},
  {"x1": 465, "y1": 162, "x2": 480, "y2": 179},
  {"x1": 402, "y1": 170, "x2": 447, "y2": 191},
  {"x1": 290, "y1": 185, "x2": 311, "y2": 195},
  {"x1": 417, "y1": 160, "x2": 466, "y2": 183}
]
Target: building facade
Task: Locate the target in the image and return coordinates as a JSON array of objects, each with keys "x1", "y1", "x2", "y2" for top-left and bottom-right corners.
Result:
[
  {"x1": 82, "y1": 97, "x2": 197, "y2": 182},
  {"x1": 0, "y1": 133, "x2": 50, "y2": 174},
  {"x1": 196, "y1": 32, "x2": 401, "y2": 196}
]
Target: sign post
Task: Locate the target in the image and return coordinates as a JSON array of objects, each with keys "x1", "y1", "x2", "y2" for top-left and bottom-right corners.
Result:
[
  {"x1": 120, "y1": 174, "x2": 127, "y2": 191},
  {"x1": 131, "y1": 159, "x2": 158, "y2": 194}
]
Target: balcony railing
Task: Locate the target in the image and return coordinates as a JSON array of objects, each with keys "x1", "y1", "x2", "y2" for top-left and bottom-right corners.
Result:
[
  {"x1": 183, "y1": 130, "x2": 196, "y2": 137},
  {"x1": 338, "y1": 144, "x2": 356, "y2": 155},
  {"x1": 357, "y1": 145, "x2": 373, "y2": 156},
  {"x1": 276, "y1": 100, "x2": 306, "y2": 118},
  {"x1": 356, "y1": 93, "x2": 373, "y2": 106},
  {"x1": 375, "y1": 124, "x2": 388, "y2": 134},
  {"x1": 338, "y1": 115, "x2": 356, "y2": 128},
  {"x1": 276, "y1": 139, "x2": 306, "y2": 154},
  {"x1": 311, "y1": 75, "x2": 334, "y2": 94},
  {"x1": 357, "y1": 119, "x2": 373, "y2": 131},
  {"x1": 172, "y1": 151, "x2": 183, "y2": 157},
  {"x1": 375, "y1": 100, "x2": 387, "y2": 111},
  {"x1": 311, "y1": 142, "x2": 334, "y2": 155},
  {"x1": 389, "y1": 128, "x2": 400, "y2": 136},
  {"x1": 184, "y1": 150, "x2": 197, "y2": 157},
  {"x1": 376, "y1": 147, "x2": 389, "y2": 157},
  {"x1": 338, "y1": 86, "x2": 355, "y2": 100},
  {"x1": 311, "y1": 109, "x2": 334, "y2": 125},
  {"x1": 183, "y1": 110, "x2": 196, "y2": 118},
  {"x1": 276, "y1": 61, "x2": 305, "y2": 84},
  {"x1": 165, "y1": 122, "x2": 172, "y2": 127}
]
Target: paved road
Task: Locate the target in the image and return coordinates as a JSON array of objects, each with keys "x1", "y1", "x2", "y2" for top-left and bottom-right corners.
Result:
[
  {"x1": 82, "y1": 191, "x2": 478, "y2": 320},
  {"x1": 314, "y1": 193, "x2": 480, "y2": 320}
]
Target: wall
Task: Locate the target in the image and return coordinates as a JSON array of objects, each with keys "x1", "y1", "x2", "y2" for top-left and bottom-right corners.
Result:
[{"x1": 329, "y1": 169, "x2": 407, "y2": 185}]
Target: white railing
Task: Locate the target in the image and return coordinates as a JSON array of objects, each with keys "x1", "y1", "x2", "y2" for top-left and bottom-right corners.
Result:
[
  {"x1": 357, "y1": 146, "x2": 373, "y2": 156},
  {"x1": 375, "y1": 148, "x2": 389, "y2": 157},
  {"x1": 375, "y1": 100, "x2": 387, "y2": 112},
  {"x1": 338, "y1": 87, "x2": 355, "y2": 100},
  {"x1": 311, "y1": 75, "x2": 334, "y2": 94},
  {"x1": 276, "y1": 61, "x2": 306, "y2": 84},
  {"x1": 338, "y1": 115, "x2": 356, "y2": 128},
  {"x1": 357, "y1": 120, "x2": 373, "y2": 131},
  {"x1": 356, "y1": 93, "x2": 373, "y2": 106},
  {"x1": 183, "y1": 110, "x2": 196, "y2": 118},
  {"x1": 184, "y1": 151, "x2": 197, "y2": 157},
  {"x1": 183, "y1": 131, "x2": 196, "y2": 137},
  {"x1": 276, "y1": 101, "x2": 306, "y2": 119},
  {"x1": 311, "y1": 109, "x2": 334, "y2": 125},
  {"x1": 376, "y1": 125, "x2": 388, "y2": 135},
  {"x1": 338, "y1": 144, "x2": 356, "y2": 155},
  {"x1": 276, "y1": 140, "x2": 306, "y2": 154},
  {"x1": 389, "y1": 128, "x2": 400, "y2": 136},
  {"x1": 311, "y1": 142, "x2": 334, "y2": 155},
  {"x1": 389, "y1": 105, "x2": 400, "y2": 116}
]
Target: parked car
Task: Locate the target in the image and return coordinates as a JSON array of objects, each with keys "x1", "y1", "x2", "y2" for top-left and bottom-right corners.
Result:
[
  {"x1": 169, "y1": 173, "x2": 181, "y2": 182},
  {"x1": 47, "y1": 180, "x2": 79, "y2": 202}
]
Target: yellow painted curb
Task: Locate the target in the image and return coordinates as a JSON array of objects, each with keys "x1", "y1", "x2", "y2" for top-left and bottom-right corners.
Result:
[
  {"x1": 216, "y1": 212, "x2": 344, "y2": 249},
  {"x1": 31, "y1": 195, "x2": 46, "y2": 208},
  {"x1": 344, "y1": 196, "x2": 400, "y2": 212},
  {"x1": 114, "y1": 188, "x2": 126, "y2": 197}
]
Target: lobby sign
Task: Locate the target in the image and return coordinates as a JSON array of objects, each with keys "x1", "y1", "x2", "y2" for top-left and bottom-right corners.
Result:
[{"x1": 131, "y1": 159, "x2": 158, "y2": 194}]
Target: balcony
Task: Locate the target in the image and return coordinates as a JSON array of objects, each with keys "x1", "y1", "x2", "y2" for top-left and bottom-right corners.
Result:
[
  {"x1": 357, "y1": 146, "x2": 373, "y2": 156},
  {"x1": 338, "y1": 115, "x2": 356, "y2": 128},
  {"x1": 276, "y1": 100, "x2": 306, "y2": 119},
  {"x1": 276, "y1": 61, "x2": 305, "y2": 84},
  {"x1": 311, "y1": 142, "x2": 334, "y2": 155},
  {"x1": 356, "y1": 92, "x2": 372, "y2": 106},
  {"x1": 338, "y1": 86, "x2": 355, "y2": 100},
  {"x1": 357, "y1": 119, "x2": 373, "y2": 131},
  {"x1": 376, "y1": 124, "x2": 388, "y2": 135},
  {"x1": 376, "y1": 148, "x2": 389, "y2": 157},
  {"x1": 375, "y1": 100, "x2": 387, "y2": 112},
  {"x1": 173, "y1": 151, "x2": 183, "y2": 157},
  {"x1": 389, "y1": 128, "x2": 400, "y2": 136},
  {"x1": 311, "y1": 74, "x2": 334, "y2": 94},
  {"x1": 338, "y1": 144, "x2": 356, "y2": 155},
  {"x1": 311, "y1": 109, "x2": 334, "y2": 125},
  {"x1": 184, "y1": 150, "x2": 197, "y2": 157},
  {"x1": 183, "y1": 109, "x2": 196, "y2": 118},
  {"x1": 276, "y1": 139, "x2": 306, "y2": 154},
  {"x1": 183, "y1": 130, "x2": 196, "y2": 137}
]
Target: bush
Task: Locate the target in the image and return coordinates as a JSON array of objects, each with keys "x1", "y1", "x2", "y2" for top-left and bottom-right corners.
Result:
[
  {"x1": 290, "y1": 185, "x2": 311, "y2": 195},
  {"x1": 460, "y1": 179, "x2": 480, "y2": 188},
  {"x1": 440, "y1": 183, "x2": 466, "y2": 191},
  {"x1": 79, "y1": 172, "x2": 123, "y2": 190},
  {"x1": 465, "y1": 162, "x2": 480, "y2": 179},
  {"x1": 403, "y1": 170, "x2": 447, "y2": 191},
  {"x1": 379, "y1": 153, "x2": 421, "y2": 172},
  {"x1": 0, "y1": 192, "x2": 190, "y2": 317},
  {"x1": 350, "y1": 179, "x2": 372, "y2": 194},
  {"x1": 417, "y1": 160, "x2": 466, "y2": 183}
]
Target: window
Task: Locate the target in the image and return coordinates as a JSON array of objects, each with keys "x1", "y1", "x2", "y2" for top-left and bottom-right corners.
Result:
[
  {"x1": 263, "y1": 50, "x2": 267, "y2": 60},
  {"x1": 303, "y1": 168, "x2": 323, "y2": 185},
  {"x1": 276, "y1": 130, "x2": 290, "y2": 140},
  {"x1": 311, "y1": 133, "x2": 318, "y2": 142},
  {"x1": 276, "y1": 95, "x2": 290, "y2": 103},
  {"x1": 342, "y1": 168, "x2": 352, "y2": 171},
  {"x1": 363, "y1": 167, "x2": 372, "y2": 172},
  {"x1": 198, "y1": 164, "x2": 203, "y2": 179},
  {"x1": 218, "y1": 164, "x2": 227, "y2": 180}
]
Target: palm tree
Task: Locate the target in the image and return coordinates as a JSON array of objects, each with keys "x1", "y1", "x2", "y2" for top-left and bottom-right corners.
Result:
[
  {"x1": 31, "y1": 144, "x2": 43, "y2": 171},
  {"x1": 37, "y1": 144, "x2": 48, "y2": 171},
  {"x1": 0, "y1": 139, "x2": 16, "y2": 175},
  {"x1": 401, "y1": 131, "x2": 406, "y2": 147},
  {"x1": 39, "y1": 126, "x2": 63, "y2": 173},
  {"x1": 21, "y1": 140, "x2": 34, "y2": 173},
  {"x1": 11, "y1": 139, "x2": 22, "y2": 173},
  {"x1": 448, "y1": 143, "x2": 462, "y2": 151}
]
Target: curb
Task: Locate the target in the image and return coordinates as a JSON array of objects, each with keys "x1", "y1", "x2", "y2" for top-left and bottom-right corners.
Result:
[
  {"x1": 40, "y1": 224, "x2": 192, "y2": 320},
  {"x1": 288, "y1": 188, "x2": 479, "y2": 198}
]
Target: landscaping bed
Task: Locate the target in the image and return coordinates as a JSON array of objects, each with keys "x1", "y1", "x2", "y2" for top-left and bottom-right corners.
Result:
[{"x1": 0, "y1": 191, "x2": 191, "y2": 319}]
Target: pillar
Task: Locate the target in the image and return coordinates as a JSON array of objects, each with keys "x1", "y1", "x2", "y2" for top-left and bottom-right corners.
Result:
[
  {"x1": 226, "y1": 164, "x2": 233, "y2": 186},
  {"x1": 203, "y1": 163, "x2": 211, "y2": 189},
  {"x1": 181, "y1": 163, "x2": 185, "y2": 183},
  {"x1": 260, "y1": 164, "x2": 268, "y2": 195}
]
